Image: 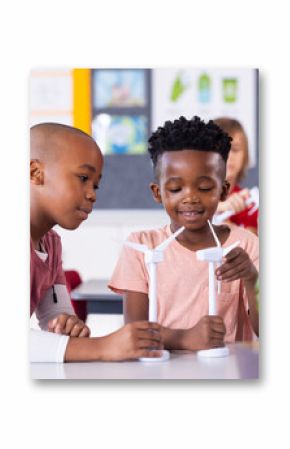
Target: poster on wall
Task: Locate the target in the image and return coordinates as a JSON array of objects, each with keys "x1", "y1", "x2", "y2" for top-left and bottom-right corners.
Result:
[
  {"x1": 92, "y1": 114, "x2": 147, "y2": 154},
  {"x1": 92, "y1": 69, "x2": 146, "y2": 108},
  {"x1": 152, "y1": 68, "x2": 258, "y2": 167},
  {"x1": 91, "y1": 69, "x2": 150, "y2": 155},
  {"x1": 29, "y1": 69, "x2": 73, "y2": 126}
]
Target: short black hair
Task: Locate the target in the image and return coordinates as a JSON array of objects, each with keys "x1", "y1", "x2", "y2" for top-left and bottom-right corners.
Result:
[
  {"x1": 30, "y1": 122, "x2": 93, "y2": 141},
  {"x1": 148, "y1": 116, "x2": 232, "y2": 168},
  {"x1": 30, "y1": 122, "x2": 99, "y2": 161}
]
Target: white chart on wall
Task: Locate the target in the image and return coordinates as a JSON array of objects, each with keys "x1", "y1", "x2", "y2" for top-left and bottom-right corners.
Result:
[{"x1": 29, "y1": 68, "x2": 73, "y2": 127}]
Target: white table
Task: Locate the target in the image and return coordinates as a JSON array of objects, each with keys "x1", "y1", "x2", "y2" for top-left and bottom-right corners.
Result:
[{"x1": 31, "y1": 342, "x2": 259, "y2": 380}]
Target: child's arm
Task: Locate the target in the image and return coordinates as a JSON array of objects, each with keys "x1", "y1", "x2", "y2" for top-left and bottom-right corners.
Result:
[
  {"x1": 30, "y1": 321, "x2": 163, "y2": 362},
  {"x1": 64, "y1": 321, "x2": 163, "y2": 362},
  {"x1": 124, "y1": 291, "x2": 226, "y2": 351},
  {"x1": 216, "y1": 247, "x2": 259, "y2": 336},
  {"x1": 217, "y1": 188, "x2": 250, "y2": 214}
]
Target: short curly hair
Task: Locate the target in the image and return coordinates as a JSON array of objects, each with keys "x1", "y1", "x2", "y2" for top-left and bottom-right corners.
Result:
[{"x1": 148, "y1": 116, "x2": 232, "y2": 168}]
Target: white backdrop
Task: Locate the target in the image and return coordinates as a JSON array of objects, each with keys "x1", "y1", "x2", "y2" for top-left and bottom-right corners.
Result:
[{"x1": 1, "y1": 1, "x2": 289, "y2": 449}]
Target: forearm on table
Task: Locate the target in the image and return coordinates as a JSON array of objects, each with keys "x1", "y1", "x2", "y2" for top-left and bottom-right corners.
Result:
[
  {"x1": 161, "y1": 326, "x2": 187, "y2": 350},
  {"x1": 124, "y1": 292, "x2": 188, "y2": 350},
  {"x1": 125, "y1": 312, "x2": 186, "y2": 350},
  {"x1": 64, "y1": 336, "x2": 108, "y2": 362}
]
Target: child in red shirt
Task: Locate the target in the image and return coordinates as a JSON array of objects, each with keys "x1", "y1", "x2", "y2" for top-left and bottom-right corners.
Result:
[{"x1": 214, "y1": 118, "x2": 258, "y2": 234}]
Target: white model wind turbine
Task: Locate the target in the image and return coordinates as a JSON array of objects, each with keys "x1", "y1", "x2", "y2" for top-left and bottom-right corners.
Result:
[
  {"x1": 207, "y1": 219, "x2": 222, "y2": 294},
  {"x1": 124, "y1": 226, "x2": 185, "y2": 362},
  {"x1": 213, "y1": 186, "x2": 259, "y2": 225},
  {"x1": 196, "y1": 228, "x2": 240, "y2": 358}
]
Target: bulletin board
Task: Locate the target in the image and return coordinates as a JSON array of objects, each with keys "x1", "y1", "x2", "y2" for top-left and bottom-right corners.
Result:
[
  {"x1": 91, "y1": 68, "x2": 161, "y2": 209},
  {"x1": 92, "y1": 68, "x2": 259, "y2": 209}
]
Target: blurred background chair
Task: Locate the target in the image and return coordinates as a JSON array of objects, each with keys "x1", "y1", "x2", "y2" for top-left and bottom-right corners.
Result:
[{"x1": 64, "y1": 270, "x2": 87, "y2": 322}]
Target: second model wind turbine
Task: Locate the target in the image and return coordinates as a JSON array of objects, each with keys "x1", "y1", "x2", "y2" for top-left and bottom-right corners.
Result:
[{"x1": 196, "y1": 235, "x2": 240, "y2": 358}]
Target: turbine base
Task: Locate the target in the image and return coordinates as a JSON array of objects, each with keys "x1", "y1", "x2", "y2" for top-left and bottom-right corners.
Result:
[
  {"x1": 197, "y1": 346, "x2": 229, "y2": 358},
  {"x1": 139, "y1": 350, "x2": 170, "y2": 362}
]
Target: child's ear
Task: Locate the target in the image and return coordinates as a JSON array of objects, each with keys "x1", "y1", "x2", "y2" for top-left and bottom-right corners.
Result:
[
  {"x1": 220, "y1": 180, "x2": 230, "y2": 201},
  {"x1": 30, "y1": 159, "x2": 44, "y2": 185},
  {"x1": 150, "y1": 182, "x2": 162, "y2": 204}
]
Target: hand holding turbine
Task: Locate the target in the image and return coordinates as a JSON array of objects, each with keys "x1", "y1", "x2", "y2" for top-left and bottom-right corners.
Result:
[
  {"x1": 213, "y1": 186, "x2": 259, "y2": 225},
  {"x1": 124, "y1": 226, "x2": 185, "y2": 361},
  {"x1": 195, "y1": 223, "x2": 240, "y2": 358}
]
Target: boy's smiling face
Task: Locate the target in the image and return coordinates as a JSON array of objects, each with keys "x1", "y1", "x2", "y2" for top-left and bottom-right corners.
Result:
[
  {"x1": 150, "y1": 149, "x2": 229, "y2": 231},
  {"x1": 31, "y1": 131, "x2": 103, "y2": 230}
]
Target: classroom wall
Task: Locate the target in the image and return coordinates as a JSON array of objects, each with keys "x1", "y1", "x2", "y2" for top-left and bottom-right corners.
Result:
[
  {"x1": 30, "y1": 67, "x2": 259, "y2": 209},
  {"x1": 56, "y1": 209, "x2": 168, "y2": 280}
]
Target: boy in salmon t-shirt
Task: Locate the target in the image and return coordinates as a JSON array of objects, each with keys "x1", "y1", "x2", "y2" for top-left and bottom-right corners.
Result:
[{"x1": 109, "y1": 116, "x2": 259, "y2": 351}]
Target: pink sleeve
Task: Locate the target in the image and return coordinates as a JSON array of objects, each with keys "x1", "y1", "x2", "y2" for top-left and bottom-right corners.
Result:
[
  {"x1": 240, "y1": 230, "x2": 259, "y2": 340},
  {"x1": 245, "y1": 230, "x2": 259, "y2": 271},
  {"x1": 109, "y1": 233, "x2": 149, "y2": 295}
]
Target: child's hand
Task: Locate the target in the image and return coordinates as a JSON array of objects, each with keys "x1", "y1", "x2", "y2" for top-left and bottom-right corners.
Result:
[
  {"x1": 216, "y1": 246, "x2": 258, "y2": 285},
  {"x1": 182, "y1": 316, "x2": 226, "y2": 351},
  {"x1": 218, "y1": 188, "x2": 250, "y2": 214},
  {"x1": 48, "y1": 314, "x2": 90, "y2": 337},
  {"x1": 100, "y1": 321, "x2": 163, "y2": 361}
]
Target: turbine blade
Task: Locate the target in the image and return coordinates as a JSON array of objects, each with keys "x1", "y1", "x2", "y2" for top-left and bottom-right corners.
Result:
[
  {"x1": 248, "y1": 205, "x2": 258, "y2": 215},
  {"x1": 155, "y1": 226, "x2": 185, "y2": 251},
  {"x1": 223, "y1": 240, "x2": 240, "y2": 256},
  {"x1": 245, "y1": 186, "x2": 259, "y2": 208},
  {"x1": 207, "y1": 219, "x2": 221, "y2": 247},
  {"x1": 212, "y1": 210, "x2": 234, "y2": 225},
  {"x1": 124, "y1": 241, "x2": 148, "y2": 253}
]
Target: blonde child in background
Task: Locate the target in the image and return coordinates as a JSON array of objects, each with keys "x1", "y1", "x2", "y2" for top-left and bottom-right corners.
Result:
[
  {"x1": 214, "y1": 117, "x2": 258, "y2": 234},
  {"x1": 109, "y1": 116, "x2": 259, "y2": 352},
  {"x1": 30, "y1": 123, "x2": 163, "y2": 362}
]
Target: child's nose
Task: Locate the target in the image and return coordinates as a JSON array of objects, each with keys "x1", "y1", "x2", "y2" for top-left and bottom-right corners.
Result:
[
  {"x1": 182, "y1": 189, "x2": 200, "y2": 203},
  {"x1": 86, "y1": 187, "x2": 96, "y2": 202},
  {"x1": 183, "y1": 197, "x2": 200, "y2": 204}
]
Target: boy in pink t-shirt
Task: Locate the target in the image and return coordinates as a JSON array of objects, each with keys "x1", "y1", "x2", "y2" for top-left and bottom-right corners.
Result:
[{"x1": 109, "y1": 116, "x2": 259, "y2": 351}]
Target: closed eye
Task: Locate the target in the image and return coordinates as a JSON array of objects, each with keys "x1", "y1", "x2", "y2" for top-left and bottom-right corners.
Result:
[
  {"x1": 168, "y1": 187, "x2": 181, "y2": 193},
  {"x1": 199, "y1": 187, "x2": 213, "y2": 192}
]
